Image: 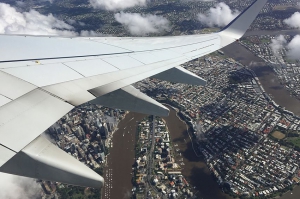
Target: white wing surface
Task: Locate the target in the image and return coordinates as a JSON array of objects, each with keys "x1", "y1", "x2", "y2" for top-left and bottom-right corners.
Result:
[{"x1": 0, "y1": 0, "x2": 268, "y2": 188}]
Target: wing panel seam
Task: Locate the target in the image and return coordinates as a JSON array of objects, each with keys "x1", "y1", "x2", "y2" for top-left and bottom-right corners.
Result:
[
  {"x1": 0, "y1": 94, "x2": 12, "y2": 101},
  {"x1": 0, "y1": 144, "x2": 17, "y2": 153},
  {"x1": 0, "y1": 37, "x2": 219, "y2": 63},
  {"x1": 62, "y1": 63, "x2": 86, "y2": 77}
]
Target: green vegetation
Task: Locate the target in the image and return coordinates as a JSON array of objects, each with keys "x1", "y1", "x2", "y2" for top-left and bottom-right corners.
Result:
[
  {"x1": 200, "y1": 27, "x2": 220, "y2": 33},
  {"x1": 286, "y1": 137, "x2": 300, "y2": 148},
  {"x1": 241, "y1": 39, "x2": 252, "y2": 45},
  {"x1": 284, "y1": 57, "x2": 298, "y2": 64},
  {"x1": 260, "y1": 38, "x2": 270, "y2": 44},
  {"x1": 269, "y1": 129, "x2": 300, "y2": 152},
  {"x1": 273, "y1": 5, "x2": 300, "y2": 11},
  {"x1": 57, "y1": 186, "x2": 101, "y2": 199},
  {"x1": 57, "y1": 168, "x2": 103, "y2": 199}
]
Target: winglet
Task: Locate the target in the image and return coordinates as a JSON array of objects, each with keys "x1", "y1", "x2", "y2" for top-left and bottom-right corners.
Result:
[{"x1": 219, "y1": 0, "x2": 268, "y2": 46}]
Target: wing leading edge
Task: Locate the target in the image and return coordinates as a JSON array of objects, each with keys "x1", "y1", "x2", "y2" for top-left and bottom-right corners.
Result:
[{"x1": 0, "y1": 0, "x2": 268, "y2": 188}]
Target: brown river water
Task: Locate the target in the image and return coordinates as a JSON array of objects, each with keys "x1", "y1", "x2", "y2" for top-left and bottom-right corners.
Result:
[
  {"x1": 222, "y1": 42, "x2": 300, "y2": 116},
  {"x1": 102, "y1": 107, "x2": 232, "y2": 199},
  {"x1": 102, "y1": 37, "x2": 300, "y2": 199},
  {"x1": 103, "y1": 106, "x2": 299, "y2": 199}
]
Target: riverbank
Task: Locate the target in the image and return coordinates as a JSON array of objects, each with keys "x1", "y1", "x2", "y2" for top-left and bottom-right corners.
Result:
[
  {"x1": 222, "y1": 42, "x2": 300, "y2": 116},
  {"x1": 102, "y1": 112, "x2": 146, "y2": 199},
  {"x1": 163, "y1": 105, "x2": 233, "y2": 199},
  {"x1": 103, "y1": 106, "x2": 300, "y2": 199},
  {"x1": 164, "y1": 105, "x2": 300, "y2": 199}
]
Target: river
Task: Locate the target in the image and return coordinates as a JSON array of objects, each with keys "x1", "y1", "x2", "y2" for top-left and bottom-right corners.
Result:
[
  {"x1": 102, "y1": 108, "x2": 232, "y2": 199},
  {"x1": 163, "y1": 106, "x2": 233, "y2": 199},
  {"x1": 103, "y1": 106, "x2": 299, "y2": 199},
  {"x1": 222, "y1": 41, "x2": 300, "y2": 116},
  {"x1": 102, "y1": 112, "x2": 146, "y2": 199},
  {"x1": 102, "y1": 30, "x2": 300, "y2": 199},
  {"x1": 222, "y1": 40, "x2": 300, "y2": 198}
]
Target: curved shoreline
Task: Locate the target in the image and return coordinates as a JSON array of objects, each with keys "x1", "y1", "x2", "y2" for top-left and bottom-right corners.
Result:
[
  {"x1": 163, "y1": 105, "x2": 233, "y2": 199},
  {"x1": 163, "y1": 104, "x2": 201, "y2": 157},
  {"x1": 222, "y1": 41, "x2": 300, "y2": 116},
  {"x1": 163, "y1": 104, "x2": 300, "y2": 199}
]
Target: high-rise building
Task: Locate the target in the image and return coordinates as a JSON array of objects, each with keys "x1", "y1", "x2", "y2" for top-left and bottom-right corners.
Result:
[
  {"x1": 100, "y1": 125, "x2": 108, "y2": 139},
  {"x1": 106, "y1": 122, "x2": 111, "y2": 132}
]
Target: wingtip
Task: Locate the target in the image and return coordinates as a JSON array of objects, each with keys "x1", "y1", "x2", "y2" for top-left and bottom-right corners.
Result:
[{"x1": 219, "y1": 0, "x2": 268, "y2": 45}]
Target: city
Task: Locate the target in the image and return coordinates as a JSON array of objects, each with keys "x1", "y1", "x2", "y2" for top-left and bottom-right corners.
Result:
[
  {"x1": 41, "y1": 50, "x2": 300, "y2": 198},
  {"x1": 134, "y1": 51, "x2": 300, "y2": 198},
  {"x1": 0, "y1": 0, "x2": 299, "y2": 198}
]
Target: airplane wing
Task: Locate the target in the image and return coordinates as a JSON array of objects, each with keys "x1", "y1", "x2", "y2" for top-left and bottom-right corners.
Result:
[{"x1": 0, "y1": 0, "x2": 268, "y2": 188}]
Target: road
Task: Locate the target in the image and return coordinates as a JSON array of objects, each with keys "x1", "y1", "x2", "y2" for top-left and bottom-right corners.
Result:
[{"x1": 145, "y1": 115, "x2": 157, "y2": 198}]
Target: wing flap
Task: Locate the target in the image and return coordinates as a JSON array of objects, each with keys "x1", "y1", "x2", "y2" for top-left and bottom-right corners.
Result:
[
  {"x1": 90, "y1": 85, "x2": 169, "y2": 116},
  {"x1": 64, "y1": 58, "x2": 119, "y2": 77},
  {"x1": 152, "y1": 66, "x2": 207, "y2": 86},
  {"x1": 0, "y1": 145, "x2": 15, "y2": 167},
  {"x1": 1, "y1": 63, "x2": 84, "y2": 87},
  {"x1": 0, "y1": 0, "x2": 269, "y2": 188},
  {"x1": 0, "y1": 95, "x2": 11, "y2": 107},
  {"x1": 0, "y1": 71, "x2": 36, "y2": 100},
  {"x1": 0, "y1": 89, "x2": 73, "y2": 152},
  {"x1": 0, "y1": 136, "x2": 104, "y2": 188}
]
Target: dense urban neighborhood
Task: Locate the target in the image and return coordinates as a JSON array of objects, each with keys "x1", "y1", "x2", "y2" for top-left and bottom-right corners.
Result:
[
  {"x1": 133, "y1": 51, "x2": 300, "y2": 198},
  {"x1": 3, "y1": 0, "x2": 300, "y2": 198},
  {"x1": 132, "y1": 116, "x2": 195, "y2": 198}
]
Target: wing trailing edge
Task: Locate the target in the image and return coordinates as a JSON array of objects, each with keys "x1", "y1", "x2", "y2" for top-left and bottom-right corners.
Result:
[
  {"x1": 152, "y1": 66, "x2": 206, "y2": 86},
  {"x1": 0, "y1": 136, "x2": 104, "y2": 188},
  {"x1": 90, "y1": 85, "x2": 169, "y2": 116},
  {"x1": 0, "y1": 0, "x2": 269, "y2": 189}
]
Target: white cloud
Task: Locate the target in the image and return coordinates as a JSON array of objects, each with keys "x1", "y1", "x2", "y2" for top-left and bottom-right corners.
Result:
[
  {"x1": 0, "y1": 3, "x2": 101, "y2": 36},
  {"x1": 89, "y1": 0, "x2": 147, "y2": 11},
  {"x1": 270, "y1": 35, "x2": 287, "y2": 56},
  {"x1": 270, "y1": 34, "x2": 300, "y2": 60},
  {"x1": 66, "y1": 18, "x2": 77, "y2": 25},
  {"x1": 283, "y1": 12, "x2": 300, "y2": 29},
  {"x1": 80, "y1": 30, "x2": 104, "y2": 36},
  {"x1": 79, "y1": 21, "x2": 86, "y2": 26},
  {"x1": 181, "y1": 0, "x2": 213, "y2": 2},
  {"x1": 115, "y1": 12, "x2": 170, "y2": 36},
  {"x1": 0, "y1": 3, "x2": 76, "y2": 36},
  {"x1": 197, "y1": 2, "x2": 240, "y2": 27},
  {"x1": 0, "y1": 173, "x2": 41, "y2": 199},
  {"x1": 286, "y1": 35, "x2": 300, "y2": 60},
  {"x1": 66, "y1": 18, "x2": 86, "y2": 27}
]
